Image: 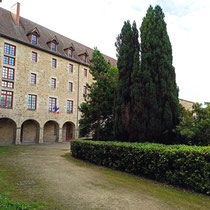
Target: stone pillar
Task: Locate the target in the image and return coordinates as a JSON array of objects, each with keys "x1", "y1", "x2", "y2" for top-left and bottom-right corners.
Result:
[
  {"x1": 15, "y1": 127, "x2": 21, "y2": 145},
  {"x1": 58, "y1": 128, "x2": 63, "y2": 143},
  {"x1": 39, "y1": 127, "x2": 44, "y2": 144}
]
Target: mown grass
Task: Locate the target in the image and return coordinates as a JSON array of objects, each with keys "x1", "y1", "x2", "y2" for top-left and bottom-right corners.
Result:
[
  {"x1": 64, "y1": 152, "x2": 210, "y2": 210},
  {"x1": 0, "y1": 146, "x2": 44, "y2": 210}
]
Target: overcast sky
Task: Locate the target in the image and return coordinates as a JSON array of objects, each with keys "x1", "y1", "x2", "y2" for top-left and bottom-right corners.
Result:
[{"x1": 1, "y1": 0, "x2": 210, "y2": 103}]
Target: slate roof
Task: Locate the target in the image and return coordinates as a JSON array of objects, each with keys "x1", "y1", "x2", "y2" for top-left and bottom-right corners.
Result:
[{"x1": 0, "y1": 7, "x2": 117, "y2": 66}]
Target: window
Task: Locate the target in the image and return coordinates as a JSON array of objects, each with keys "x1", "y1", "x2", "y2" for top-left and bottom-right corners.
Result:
[
  {"x1": 0, "y1": 90, "x2": 13, "y2": 108},
  {"x1": 4, "y1": 56, "x2": 15, "y2": 66},
  {"x1": 69, "y1": 82, "x2": 73, "y2": 92},
  {"x1": 2, "y1": 67, "x2": 15, "y2": 80},
  {"x1": 67, "y1": 100, "x2": 73, "y2": 113},
  {"x1": 32, "y1": 51, "x2": 37, "y2": 62},
  {"x1": 51, "y1": 78, "x2": 56, "y2": 89},
  {"x1": 28, "y1": 94, "x2": 37, "y2": 110},
  {"x1": 4, "y1": 43, "x2": 16, "y2": 56},
  {"x1": 52, "y1": 58, "x2": 57, "y2": 68},
  {"x1": 69, "y1": 64, "x2": 73, "y2": 73},
  {"x1": 49, "y1": 97, "x2": 56, "y2": 112},
  {"x1": 83, "y1": 86, "x2": 87, "y2": 95},
  {"x1": 68, "y1": 49, "x2": 72, "y2": 57},
  {"x1": 83, "y1": 55, "x2": 87, "y2": 62},
  {"x1": 84, "y1": 68, "x2": 87, "y2": 77},
  {"x1": 2, "y1": 81, "x2": 14, "y2": 89},
  {"x1": 31, "y1": 34, "x2": 37, "y2": 45},
  {"x1": 30, "y1": 73, "x2": 36, "y2": 85},
  {"x1": 51, "y1": 42, "x2": 56, "y2": 51}
]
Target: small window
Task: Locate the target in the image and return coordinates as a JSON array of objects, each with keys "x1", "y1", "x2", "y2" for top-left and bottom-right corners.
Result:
[
  {"x1": 52, "y1": 58, "x2": 57, "y2": 68},
  {"x1": 83, "y1": 86, "x2": 87, "y2": 95},
  {"x1": 69, "y1": 82, "x2": 73, "y2": 92},
  {"x1": 3, "y1": 56, "x2": 15, "y2": 66},
  {"x1": 51, "y1": 78, "x2": 56, "y2": 89},
  {"x1": 69, "y1": 64, "x2": 73, "y2": 73},
  {"x1": 28, "y1": 94, "x2": 37, "y2": 110},
  {"x1": 49, "y1": 97, "x2": 56, "y2": 112},
  {"x1": 68, "y1": 49, "x2": 72, "y2": 57},
  {"x1": 32, "y1": 52, "x2": 37, "y2": 62},
  {"x1": 67, "y1": 100, "x2": 73, "y2": 113},
  {"x1": 31, "y1": 34, "x2": 37, "y2": 45},
  {"x1": 2, "y1": 67, "x2": 15, "y2": 80},
  {"x1": 51, "y1": 42, "x2": 56, "y2": 52},
  {"x1": 30, "y1": 73, "x2": 36, "y2": 85},
  {"x1": 84, "y1": 69, "x2": 87, "y2": 77},
  {"x1": 4, "y1": 43, "x2": 16, "y2": 56},
  {"x1": 83, "y1": 55, "x2": 87, "y2": 62},
  {"x1": 0, "y1": 90, "x2": 13, "y2": 108},
  {"x1": 2, "y1": 80, "x2": 14, "y2": 89}
]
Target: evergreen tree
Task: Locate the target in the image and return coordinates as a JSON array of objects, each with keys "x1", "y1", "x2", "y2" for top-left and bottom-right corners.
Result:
[
  {"x1": 114, "y1": 21, "x2": 140, "y2": 141},
  {"x1": 79, "y1": 49, "x2": 118, "y2": 140},
  {"x1": 135, "y1": 5, "x2": 180, "y2": 142}
]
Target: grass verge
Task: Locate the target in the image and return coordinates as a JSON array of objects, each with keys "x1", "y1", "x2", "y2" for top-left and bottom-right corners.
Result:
[{"x1": 64, "y1": 152, "x2": 210, "y2": 210}]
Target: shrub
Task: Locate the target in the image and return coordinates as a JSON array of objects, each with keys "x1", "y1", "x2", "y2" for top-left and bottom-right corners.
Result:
[{"x1": 70, "y1": 140, "x2": 210, "y2": 195}]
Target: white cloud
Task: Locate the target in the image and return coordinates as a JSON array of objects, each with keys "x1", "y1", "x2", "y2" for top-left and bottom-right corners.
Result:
[{"x1": 1, "y1": 0, "x2": 210, "y2": 103}]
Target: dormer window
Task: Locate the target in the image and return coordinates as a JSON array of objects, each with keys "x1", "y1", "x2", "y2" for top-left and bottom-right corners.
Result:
[
  {"x1": 27, "y1": 27, "x2": 40, "y2": 45},
  {"x1": 64, "y1": 44, "x2": 75, "y2": 58},
  {"x1": 31, "y1": 34, "x2": 37, "y2": 45},
  {"x1": 78, "y1": 50, "x2": 89, "y2": 63},
  {"x1": 47, "y1": 36, "x2": 59, "y2": 52}
]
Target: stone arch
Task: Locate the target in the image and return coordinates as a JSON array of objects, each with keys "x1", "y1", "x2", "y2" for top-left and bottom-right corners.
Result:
[
  {"x1": 0, "y1": 118, "x2": 17, "y2": 145},
  {"x1": 21, "y1": 119, "x2": 40, "y2": 144},
  {"x1": 43, "y1": 120, "x2": 59, "y2": 143},
  {"x1": 62, "y1": 121, "x2": 75, "y2": 141}
]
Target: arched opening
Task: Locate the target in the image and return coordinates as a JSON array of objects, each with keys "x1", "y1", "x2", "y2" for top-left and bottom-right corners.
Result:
[
  {"x1": 62, "y1": 122, "x2": 75, "y2": 141},
  {"x1": 21, "y1": 119, "x2": 40, "y2": 144},
  {"x1": 0, "y1": 118, "x2": 17, "y2": 145},
  {"x1": 43, "y1": 121, "x2": 59, "y2": 143}
]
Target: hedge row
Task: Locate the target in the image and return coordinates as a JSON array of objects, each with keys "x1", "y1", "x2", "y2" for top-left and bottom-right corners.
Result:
[{"x1": 70, "y1": 140, "x2": 210, "y2": 195}]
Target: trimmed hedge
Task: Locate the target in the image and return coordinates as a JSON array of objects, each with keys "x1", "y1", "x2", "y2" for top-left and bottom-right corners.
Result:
[{"x1": 70, "y1": 140, "x2": 210, "y2": 195}]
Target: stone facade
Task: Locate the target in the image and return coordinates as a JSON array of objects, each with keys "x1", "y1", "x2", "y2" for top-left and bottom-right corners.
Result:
[
  {"x1": 179, "y1": 99, "x2": 194, "y2": 111},
  {"x1": 0, "y1": 37, "x2": 93, "y2": 144}
]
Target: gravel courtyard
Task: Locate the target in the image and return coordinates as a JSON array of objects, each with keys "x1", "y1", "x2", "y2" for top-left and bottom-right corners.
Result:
[{"x1": 0, "y1": 143, "x2": 209, "y2": 210}]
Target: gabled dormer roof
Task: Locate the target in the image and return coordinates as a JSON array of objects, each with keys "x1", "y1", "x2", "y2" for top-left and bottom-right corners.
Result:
[
  {"x1": 64, "y1": 43, "x2": 75, "y2": 51},
  {"x1": 46, "y1": 36, "x2": 59, "y2": 45},
  {"x1": 78, "y1": 49, "x2": 89, "y2": 56},
  {"x1": 26, "y1": 27, "x2": 40, "y2": 37}
]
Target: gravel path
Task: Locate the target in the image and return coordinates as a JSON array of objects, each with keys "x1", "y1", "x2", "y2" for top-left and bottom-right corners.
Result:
[{"x1": 1, "y1": 143, "x2": 175, "y2": 210}]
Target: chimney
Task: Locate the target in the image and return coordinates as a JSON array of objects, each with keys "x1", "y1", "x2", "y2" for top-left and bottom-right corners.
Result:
[{"x1": 11, "y1": 2, "x2": 20, "y2": 25}]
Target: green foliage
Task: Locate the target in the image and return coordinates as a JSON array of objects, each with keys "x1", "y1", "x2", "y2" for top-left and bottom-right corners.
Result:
[
  {"x1": 0, "y1": 194, "x2": 42, "y2": 210},
  {"x1": 133, "y1": 5, "x2": 180, "y2": 142},
  {"x1": 70, "y1": 140, "x2": 210, "y2": 195},
  {"x1": 79, "y1": 49, "x2": 118, "y2": 140},
  {"x1": 176, "y1": 103, "x2": 210, "y2": 146},
  {"x1": 114, "y1": 20, "x2": 140, "y2": 141}
]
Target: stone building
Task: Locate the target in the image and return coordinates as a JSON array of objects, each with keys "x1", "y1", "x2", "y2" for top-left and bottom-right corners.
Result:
[{"x1": 0, "y1": 3, "x2": 116, "y2": 145}]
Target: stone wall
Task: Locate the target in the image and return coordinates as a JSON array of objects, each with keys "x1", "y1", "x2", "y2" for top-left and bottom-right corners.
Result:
[{"x1": 0, "y1": 37, "x2": 92, "y2": 144}]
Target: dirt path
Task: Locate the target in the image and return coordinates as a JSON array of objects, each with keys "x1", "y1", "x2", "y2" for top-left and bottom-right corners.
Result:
[{"x1": 0, "y1": 143, "x2": 206, "y2": 210}]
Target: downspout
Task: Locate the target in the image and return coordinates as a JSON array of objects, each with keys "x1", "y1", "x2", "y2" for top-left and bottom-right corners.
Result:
[{"x1": 76, "y1": 64, "x2": 80, "y2": 138}]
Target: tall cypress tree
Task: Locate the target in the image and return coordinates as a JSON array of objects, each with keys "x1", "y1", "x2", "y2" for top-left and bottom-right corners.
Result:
[
  {"x1": 134, "y1": 5, "x2": 180, "y2": 142},
  {"x1": 114, "y1": 21, "x2": 140, "y2": 141}
]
